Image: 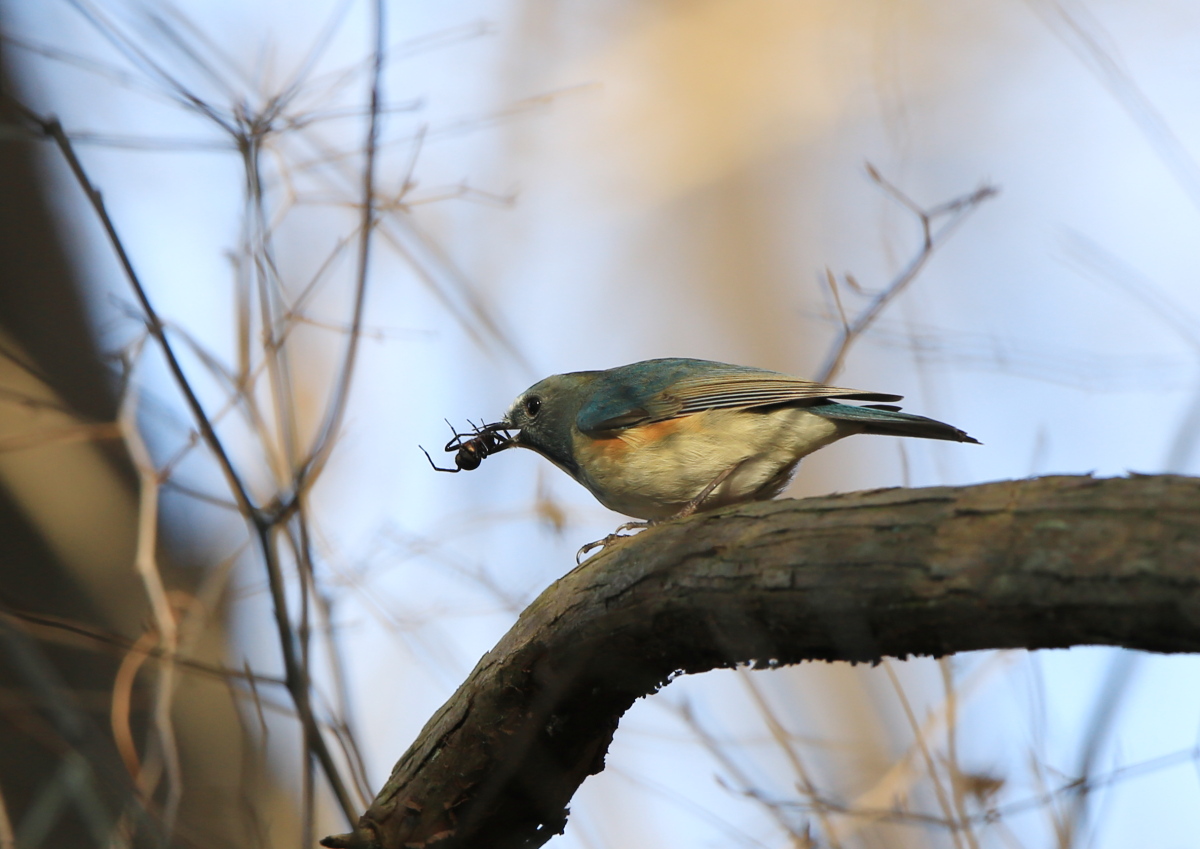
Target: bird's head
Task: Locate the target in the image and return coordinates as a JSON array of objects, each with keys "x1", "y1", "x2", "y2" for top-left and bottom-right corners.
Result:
[{"x1": 503, "y1": 371, "x2": 602, "y2": 476}]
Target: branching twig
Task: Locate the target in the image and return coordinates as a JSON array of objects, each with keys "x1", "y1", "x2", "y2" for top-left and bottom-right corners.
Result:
[
  {"x1": 10, "y1": 101, "x2": 261, "y2": 521},
  {"x1": 828, "y1": 652, "x2": 1016, "y2": 846},
  {"x1": 883, "y1": 661, "x2": 968, "y2": 849},
  {"x1": 117, "y1": 370, "x2": 183, "y2": 835},
  {"x1": 672, "y1": 699, "x2": 814, "y2": 846},
  {"x1": 1058, "y1": 651, "x2": 1140, "y2": 849},
  {"x1": 0, "y1": 604, "x2": 284, "y2": 688},
  {"x1": 7, "y1": 90, "x2": 364, "y2": 830},
  {"x1": 736, "y1": 671, "x2": 842, "y2": 849},
  {"x1": 300, "y1": 0, "x2": 385, "y2": 490},
  {"x1": 815, "y1": 166, "x2": 997, "y2": 383},
  {"x1": 773, "y1": 742, "x2": 1200, "y2": 832},
  {"x1": 940, "y1": 658, "x2": 981, "y2": 849}
]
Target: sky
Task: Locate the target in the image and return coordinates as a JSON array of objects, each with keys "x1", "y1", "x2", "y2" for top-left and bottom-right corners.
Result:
[{"x1": 5, "y1": 1, "x2": 1200, "y2": 847}]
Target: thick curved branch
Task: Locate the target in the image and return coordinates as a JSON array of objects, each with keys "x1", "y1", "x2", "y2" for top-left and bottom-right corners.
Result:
[{"x1": 323, "y1": 474, "x2": 1200, "y2": 849}]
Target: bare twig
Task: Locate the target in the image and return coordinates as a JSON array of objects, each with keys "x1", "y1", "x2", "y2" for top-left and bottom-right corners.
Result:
[
  {"x1": 118, "y1": 374, "x2": 183, "y2": 834},
  {"x1": 1027, "y1": 0, "x2": 1200, "y2": 215},
  {"x1": 109, "y1": 629, "x2": 157, "y2": 780},
  {"x1": 0, "y1": 614, "x2": 150, "y2": 845},
  {"x1": 672, "y1": 698, "x2": 816, "y2": 846},
  {"x1": 736, "y1": 671, "x2": 842, "y2": 849},
  {"x1": 291, "y1": 517, "x2": 319, "y2": 847},
  {"x1": 243, "y1": 123, "x2": 302, "y2": 485},
  {"x1": 823, "y1": 267, "x2": 850, "y2": 339},
  {"x1": 755, "y1": 740, "x2": 1200, "y2": 830},
  {"x1": 1060, "y1": 229, "x2": 1200, "y2": 472},
  {"x1": 882, "y1": 660, "x2": 968, "y2": 849},
  {"x1": 1059, "y1": 651, "x2": 1140, "y2": 849},
  {"x1": 2, "y1": 4, "x2": 536, "y2": 838},
  {"x1": 300, "y1": 0, "x2": 385, "y2": 488},
  {"x1": 63, "y1": 0, "x2": 235, "y2": 130},
  {"x1": 939, "y1": 658, "x2": 980, "y2": 849},
  {"x1": 10, "y1": 94, "x2": 361, "y2": 826},
  {"x1": 830, "y1": 653, "x2": 1015, "y2": 845},
  {"x1": 815, "y1": 166, "x2": 997, "y2": 383},
  {"x1": 295, "y1": 519, "x2": 373, "y2": 806},
  {"x1": 11, "y1": 102, "x2": 260, "y2": 520}
]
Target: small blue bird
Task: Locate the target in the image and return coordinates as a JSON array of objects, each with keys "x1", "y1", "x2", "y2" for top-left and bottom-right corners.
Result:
[{"x1": 498, "y1": 358, "x2": 978, "y2": 522}]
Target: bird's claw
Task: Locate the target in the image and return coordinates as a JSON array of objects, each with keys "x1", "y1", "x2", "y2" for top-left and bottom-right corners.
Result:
[{"x1": 575, "y1": 521, "x2": 653, "y2": 564}]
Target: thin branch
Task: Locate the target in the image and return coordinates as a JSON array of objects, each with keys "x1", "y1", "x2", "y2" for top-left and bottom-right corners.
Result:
[
  {"x1": 883, "y1": 661, "x2": 966, "y2": 849},
  {"x1": 0, "y1": 605, "x2": 284, "y2": 689},
  {"x1": 1059, "y1": 651, "x2": 1140, "y2": 849},
  {"x1": 64, "y1": 0, "x2": 236, "y2": 131},
  {"x1": 1026, "y1": 0, "x2": 1200, "y2": 216},
  {"x1": 672, "y1": 698, "x2": 815, "y2": 845},
  {"x1": 109, "y1": 630, "x2": 157, "y2": 781},
  {"x1": 746, "y1": 740, "x2": 1200, "y2": 831},
  {"x1": 830, "y1": 652, "x2": 1016, "y2": 846},
  {"x1": 254, "y1": 524, "x2": 357, "y2": 821},
  {"x1": 736, "y1": 671, "x2": 841, "y2": 848},
  {"x1": 296, "y1": 516, "x2": 374, "y2": 807},
  {"x1": 10, "y1": 102, "x2": 260, "y2": 521},
  {"x1": 815, "y1": 167, "x2": 997, "y2": 383},
  {"x1": 118, "y1": 379, "x2": 184, "y2": 835},
  {"x1": 940, "y1": 658, "x2": 981, "y2": 849},
  {"x1": 823, "y1": 267, "x2": 850, "y2": 339},
  {"x1": 299, "y1": 0, "x2": 385, "y2": 489}
]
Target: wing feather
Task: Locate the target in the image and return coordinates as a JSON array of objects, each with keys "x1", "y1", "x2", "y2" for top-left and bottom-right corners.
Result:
[
  {"x1": 576, "y1": 358, "x2": 902, "y2": 433},
  {"x1": 668, "y1": 372, "x2": 901, "y2": 416}
]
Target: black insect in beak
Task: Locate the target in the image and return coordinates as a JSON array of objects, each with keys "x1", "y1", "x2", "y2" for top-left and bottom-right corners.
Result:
[{"x1": 421, "y1": 420, "x2": 515, "y2": 473}]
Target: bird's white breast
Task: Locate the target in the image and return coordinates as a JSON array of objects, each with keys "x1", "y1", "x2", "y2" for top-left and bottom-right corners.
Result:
[{"x1": 571, "y1": 406, "x2": 849, "y2": 520}]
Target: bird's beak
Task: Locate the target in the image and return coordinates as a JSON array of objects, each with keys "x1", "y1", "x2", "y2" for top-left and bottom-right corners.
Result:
[
  {"x1": 498, "y1": 411, "x2": 520, "y2": 433},
  {"x1": 485, "y1": 419, "x2": 520, "y2": 449},
  {"x1": 501, "y1": 417, "x2": 531, "y2": 449}
]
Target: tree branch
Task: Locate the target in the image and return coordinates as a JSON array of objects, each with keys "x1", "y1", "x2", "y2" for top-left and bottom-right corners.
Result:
[{"x1": 322, "y1": 474, "x2": 1200, "y2": 849}]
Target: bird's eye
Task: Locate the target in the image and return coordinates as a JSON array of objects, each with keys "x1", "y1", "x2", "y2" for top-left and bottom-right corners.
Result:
[{"x1": 523, "y1": 395, "x2": 542, "y2": 418}]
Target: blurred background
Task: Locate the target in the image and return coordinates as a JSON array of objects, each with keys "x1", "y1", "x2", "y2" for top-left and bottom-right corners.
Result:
[{"x1": 2, "y1": 1, "x2": 1200, "y2": 847}]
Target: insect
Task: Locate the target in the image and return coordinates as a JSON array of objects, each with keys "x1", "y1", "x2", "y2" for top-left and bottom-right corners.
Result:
[{"x1": 421, "y1": 420, "x2": 514, "y2": 473}]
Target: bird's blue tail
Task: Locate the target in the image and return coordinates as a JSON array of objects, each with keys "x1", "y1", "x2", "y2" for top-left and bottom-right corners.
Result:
[{"x1": 812, "y1": 403, "x2": 980, "y2": 444}]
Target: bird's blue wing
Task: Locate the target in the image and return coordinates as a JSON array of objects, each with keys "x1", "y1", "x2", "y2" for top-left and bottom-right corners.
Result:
[{"x1": 576, "y1": 358, "x2": 902, "y2": 433}]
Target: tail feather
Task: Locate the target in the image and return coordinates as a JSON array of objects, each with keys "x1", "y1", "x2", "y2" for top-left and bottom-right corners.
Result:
[{"x1": 812, "y1": 402, "x2": 981, "y2": 444}]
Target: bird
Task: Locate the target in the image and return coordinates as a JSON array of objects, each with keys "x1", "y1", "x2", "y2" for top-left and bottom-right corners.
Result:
[{"x1": 500, "y1": 358, "x2": 978, "y2": 523}]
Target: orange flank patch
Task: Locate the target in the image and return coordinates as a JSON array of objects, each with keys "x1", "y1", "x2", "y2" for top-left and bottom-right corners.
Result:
[
  {"x1": 577, "y1": 433, "x2": 629, "y2": 464},
  {"x1": 575, "y1": 415, "x2": 703, "y2": 465}
]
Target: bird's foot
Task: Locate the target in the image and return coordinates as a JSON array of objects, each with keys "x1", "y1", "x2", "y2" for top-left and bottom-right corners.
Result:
[
  {"x1": 573, "y1": 479, "x2": 742, "y2": 564},
  {"x1": 576, "y1": 521, "x2": 652, "y2": 563},
  {"x1": 573, "y1": 466, "x2": 748, "y2": 564}
]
